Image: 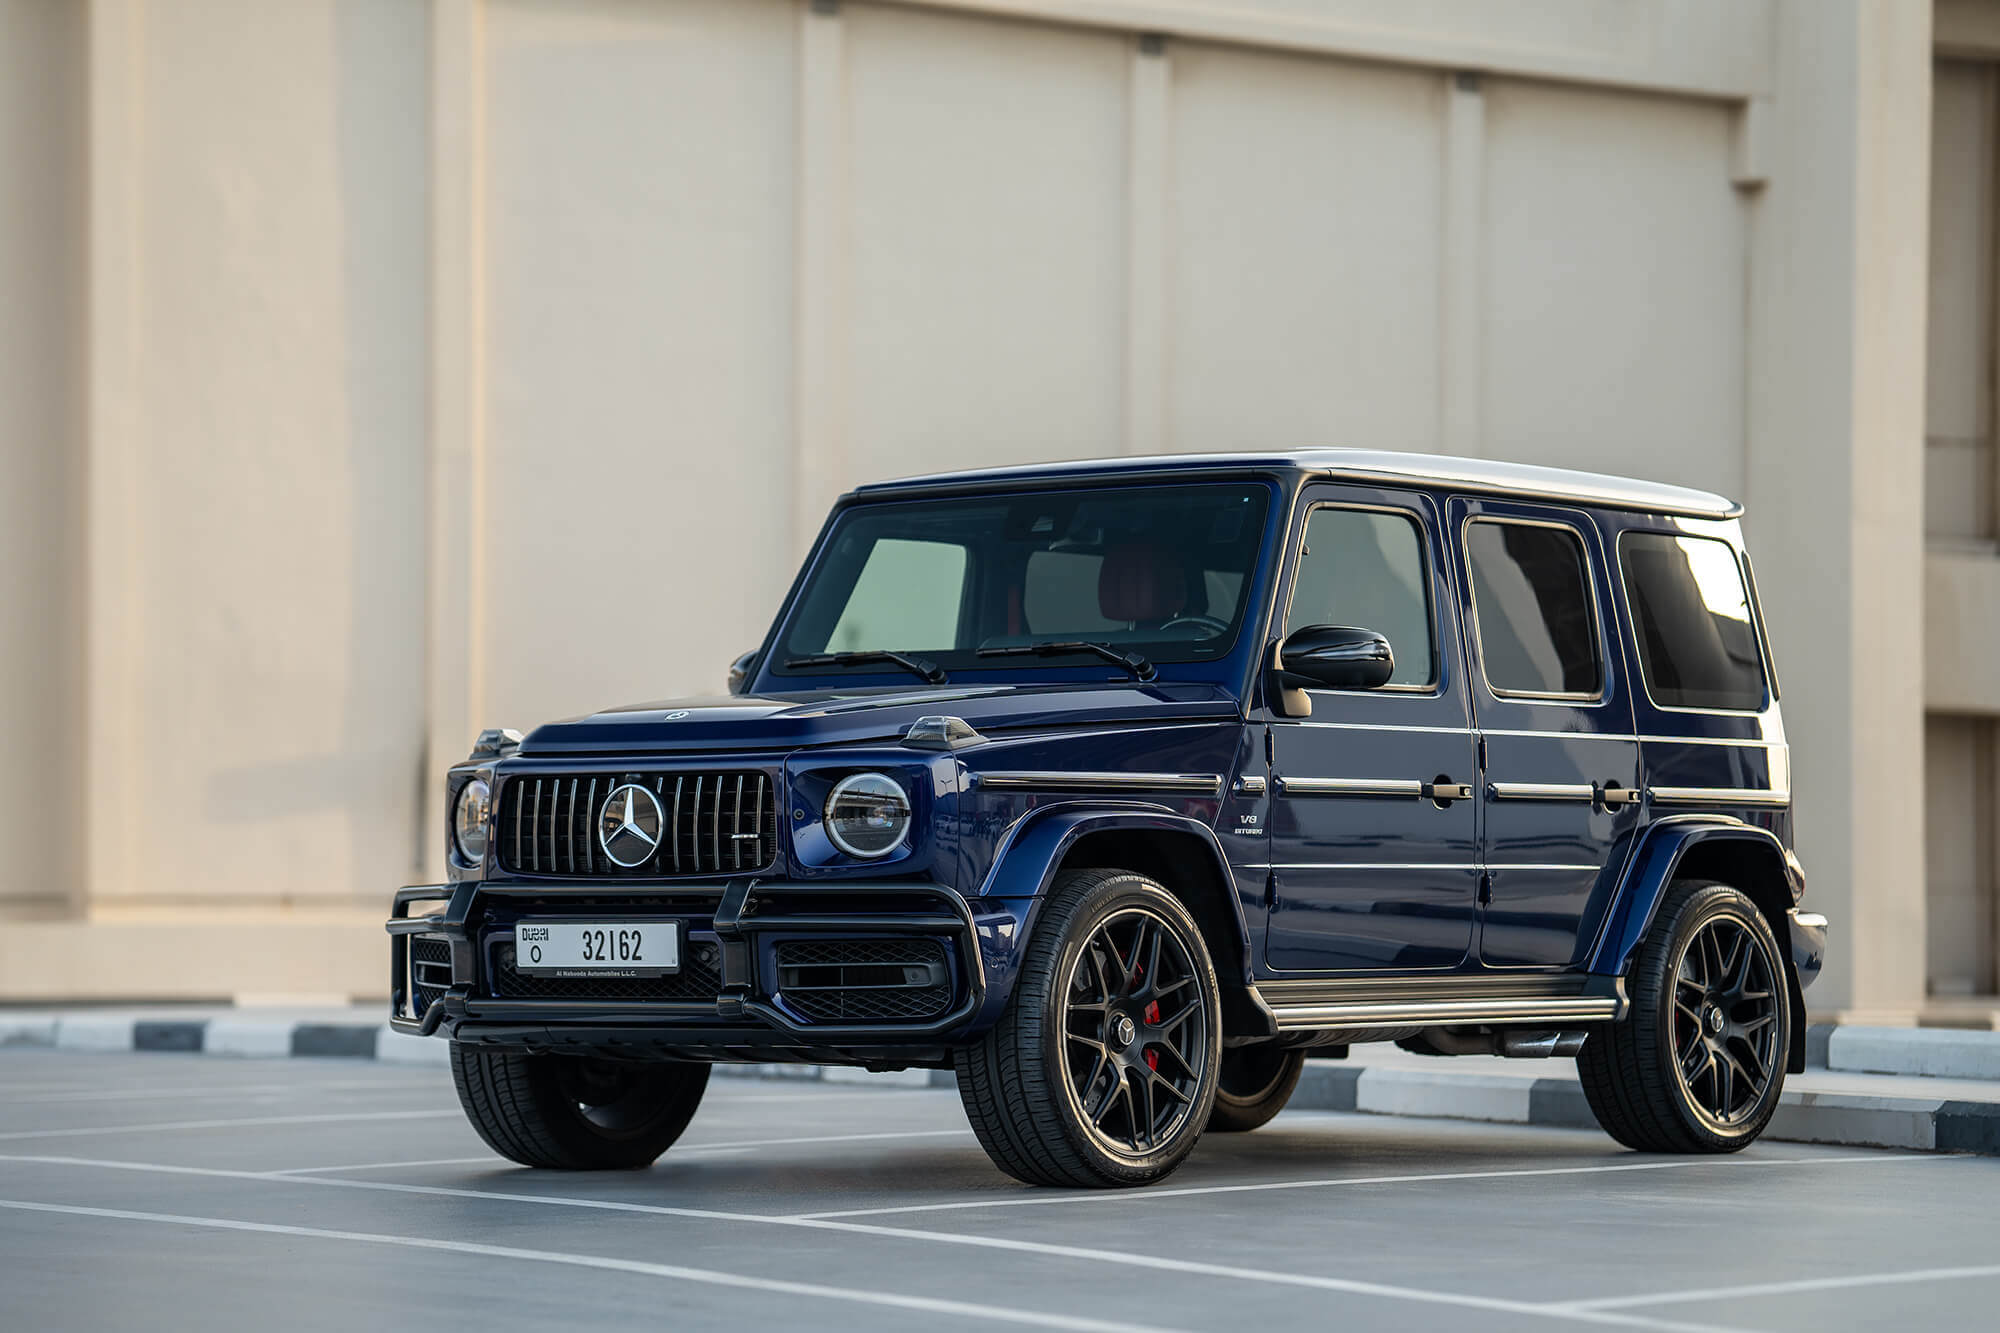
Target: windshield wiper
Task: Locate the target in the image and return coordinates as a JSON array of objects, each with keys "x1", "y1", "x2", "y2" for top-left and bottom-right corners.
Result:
[
  {"x1": 781, "y1": 650, "x2": 948, "y2": 685},
  {"x1": 977, "y1": 640, "x2": 1157, "y2": 682}
]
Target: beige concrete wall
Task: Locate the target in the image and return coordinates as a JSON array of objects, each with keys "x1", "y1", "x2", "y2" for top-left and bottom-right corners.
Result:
[
  {"x1": 0, "y1": 0, "x2": 1964, "y2": 1006},
  {"x1": 0, "y1": 0, "x2": 85, "y2": 919},
  {"x1": 88, "y1": 0, "x2": 432, "y2": 917}
]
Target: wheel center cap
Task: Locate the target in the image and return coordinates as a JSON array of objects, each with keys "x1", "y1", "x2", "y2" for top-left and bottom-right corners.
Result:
[
  {"x1": 1111, "y1": 1015, "x2": 1138, "y2": 1048},
  {"x1": 1704, "y1": 1005, "x2": 1725, "y2": 1035}
]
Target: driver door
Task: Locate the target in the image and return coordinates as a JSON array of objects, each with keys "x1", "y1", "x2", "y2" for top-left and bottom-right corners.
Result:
[{"x1": 1264, "y1": 485, "x2": 1479, "y2": 972}]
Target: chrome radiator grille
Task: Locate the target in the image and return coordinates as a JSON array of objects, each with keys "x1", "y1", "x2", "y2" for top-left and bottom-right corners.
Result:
[{"x1": 498, "y1": 772, "x2": 780, "y2": 877}]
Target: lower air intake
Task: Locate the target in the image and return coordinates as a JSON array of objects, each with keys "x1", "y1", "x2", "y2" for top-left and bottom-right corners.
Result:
[{"x1": 775, "y1": 938, "x2": 953, "y2": 1024}]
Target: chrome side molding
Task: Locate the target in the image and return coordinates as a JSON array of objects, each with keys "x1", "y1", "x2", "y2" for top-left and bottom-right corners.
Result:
[
  {"x1": 972, "y1": 771, "x2": 1225, "y2": 796},
  {"x1": 1647, "y1": 786, "x2": 1791, "y2": 808},
  {"x1": 1279, "y1": 776, "x2": 1424, "y2": 799}
]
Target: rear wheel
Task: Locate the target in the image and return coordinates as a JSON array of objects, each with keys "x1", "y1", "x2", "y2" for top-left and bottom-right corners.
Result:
[
  {"x1": 1578, "y1": 880, "x2": 1789, "y2": 1153},
  {"x1": 450, "y1": 1045, "x2": 710, "y2": 1169},
  {"x1": 955, "y1": 868, "x2": 1222, "y2": 1187},
  {"x1": 1206, "y1": 1046, "x2": 1306, "y2": 1133}
]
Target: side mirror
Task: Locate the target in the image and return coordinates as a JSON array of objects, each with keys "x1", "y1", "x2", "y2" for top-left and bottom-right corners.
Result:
[
  {"x1": 1279, "y1": 625, "x2": 1395, "y2": 690},
  {"x1": 727, "y1": 650, "x2": 758, "y2": 696}
]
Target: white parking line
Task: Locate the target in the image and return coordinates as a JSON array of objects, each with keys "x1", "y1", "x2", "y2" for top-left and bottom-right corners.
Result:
[
  {"x1": 271, "y1": 1129, "x2": 971, "y2": 1176},
  {"x1": 0, "y1": 1110, "x2": 460, "y2": 1142},
  {"x1": 788, "y1": 1151, "x2": 1950, "y2": 1219},
  {"x1": 0, "y1": 1197, "x2": 1174, "y2": 1333},
  {"x1": 4, "y1": 1081, "x2": 441, "y2": 1107},
  {"x1": 1557, "y1": 1263, "x2": 2000, "y2": 1311},
  {"x1": 0, "y1": 1154, "x2": 1743, "y2": 1332}
]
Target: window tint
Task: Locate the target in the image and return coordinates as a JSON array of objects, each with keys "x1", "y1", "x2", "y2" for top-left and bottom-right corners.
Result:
[
  {"x1": 1286, "y1": 508, "x2": 1434, "y2": 687},
  {"x1": 1465, "y1": 521, "x2": 1601, "y2": 697},
  {"x1": 822, "y1": 539, "x2": 967, "y2": 653},
  {"x1": 1619, "y1": 532, "x2": 1767, "y2": 711}
]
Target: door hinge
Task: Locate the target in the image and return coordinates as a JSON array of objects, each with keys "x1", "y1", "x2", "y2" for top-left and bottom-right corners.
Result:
[
  {"x1": 1264, "y1": 870, "x2": 1277, "y2": 909},
  {"x1": 1476, "y1": 734, "x2": 1488, "y2": 769},
  {"x1": 1264, "y1": 728, "x2": 1275, "y2": 764},
  {"x1": 1477, "y1": 871, "x2": 1492, "y2": 907}
]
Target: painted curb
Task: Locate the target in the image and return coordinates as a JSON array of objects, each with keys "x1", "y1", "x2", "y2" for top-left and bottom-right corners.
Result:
[{"x1": 5, "y1": 1016, "x2": 1996, "y2": 1156}]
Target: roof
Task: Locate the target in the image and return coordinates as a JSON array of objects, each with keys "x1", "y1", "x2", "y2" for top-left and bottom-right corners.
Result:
[{"x1": 853, "y1": 449, "x2": 1742, "y2": 519}]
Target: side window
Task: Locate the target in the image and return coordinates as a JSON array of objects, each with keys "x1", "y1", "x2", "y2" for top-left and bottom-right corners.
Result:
[
  {"x1": 1465, "y1": 520, "x2": 1602, "y2": 698},
  {"x1": 1619, "y1": 532, "x2": 1768, "y2": 711},
  {"x1": 1286, "y1": 508, "x2": 1435, "y2": 687},
  {"x1": 821, "y1": 538, "x2": 967, "y2": 653}
]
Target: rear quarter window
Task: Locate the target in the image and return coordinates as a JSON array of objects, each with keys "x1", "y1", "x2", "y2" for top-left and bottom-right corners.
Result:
[
  {"x1": 1618, "y1": 532, "x2": 1768, "y2": 712},
  {"x1": 1464, "y1": 520, "x2": 1602, "y2": 697}
]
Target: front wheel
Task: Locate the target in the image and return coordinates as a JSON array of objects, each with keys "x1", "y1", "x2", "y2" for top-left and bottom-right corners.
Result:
[
  {"x1": 450, "y1": 1044, "x2": 710, "y2": 1169},
  {"x1": 1578, "y1": 880, "x2": 1790, "y2": 1153},
  {"x1": 955, "y1": 868, "x2": 1223, "y2": 1187}
]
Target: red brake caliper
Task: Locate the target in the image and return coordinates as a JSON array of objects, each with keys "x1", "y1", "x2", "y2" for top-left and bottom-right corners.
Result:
[{"x1": 1144, "y1": 1001, "x2": 1160, "y2": 1070}]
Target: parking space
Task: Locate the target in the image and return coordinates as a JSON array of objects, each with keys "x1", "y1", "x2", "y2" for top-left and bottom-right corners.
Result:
[{"x1": 4, "y1": 1049, "x2": 1998, "y2": 1332}]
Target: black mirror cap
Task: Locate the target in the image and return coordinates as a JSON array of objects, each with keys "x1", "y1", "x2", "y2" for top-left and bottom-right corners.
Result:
[
  {"x1": 727, "y1": 650, "x2": 759, "y2": 696},
  {"x1": 1278, "y1": 624, "x2": 1395, "y2": 691}
]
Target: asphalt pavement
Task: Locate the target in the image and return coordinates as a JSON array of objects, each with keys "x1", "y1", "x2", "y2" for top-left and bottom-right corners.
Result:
[{"x1": 2, "y1": 1047, "x2": 1997, "y2": 1332}]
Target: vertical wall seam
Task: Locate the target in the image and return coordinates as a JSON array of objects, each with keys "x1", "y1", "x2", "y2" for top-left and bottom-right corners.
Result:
[
  {"x1": 793, "y1": 0, "x2": 848, "y2": 564},
  {"x1": 1123, "y1": 35, "x2": 1170, "y2": 456},
  {"x1": 1439, "y1": 70, "x2": 1484, "y2": 456}
]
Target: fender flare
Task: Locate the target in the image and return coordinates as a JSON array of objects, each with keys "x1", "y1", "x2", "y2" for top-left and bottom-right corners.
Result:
[
  {"x1": 1588, "y1": 816, "x2": 1809, "y2": 1072},
  {"x1": 975, "y1": 800, "x2": 1253, "y2": 979}
]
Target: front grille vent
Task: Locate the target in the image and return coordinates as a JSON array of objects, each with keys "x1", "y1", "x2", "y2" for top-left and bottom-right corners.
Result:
[
  {"x1": 499, "y1": 771, "x2": 779, "y2": 877},
  {"x1": 776, "y1": 938, "x2": 953, "y2": 1024},
  {"x1": 409, "y1": 935, "x2": 453, "y2": 1017}
]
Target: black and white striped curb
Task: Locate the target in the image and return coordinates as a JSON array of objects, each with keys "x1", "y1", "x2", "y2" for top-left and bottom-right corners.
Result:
[
  {"x1": 5, "y1": 1012, "x2": 1994, "y2": 1155},
  {"x1": 1287, "y1": 1064, "x2": 2000, "y2": 1156}
]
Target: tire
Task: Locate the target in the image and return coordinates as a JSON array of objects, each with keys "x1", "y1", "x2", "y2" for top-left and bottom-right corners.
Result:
[
  {"x1": 450, "y1": 1044, "x2": 710, "y2": 1169},
  {"x1": 1206, "y1": 1046, "x2": 1306, "y2": 1133},
  {"x1": 954, "y1": 868, "x2": 1224, "y2": 1188},
  {"x1": 1578, "y1": 880, "x2": 1791, "y2": 1154}
]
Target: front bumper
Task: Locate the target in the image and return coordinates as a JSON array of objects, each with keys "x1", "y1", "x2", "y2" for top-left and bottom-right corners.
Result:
[{"x1": 387, "y1": 879, "x2": 1011, "y2": 1063}]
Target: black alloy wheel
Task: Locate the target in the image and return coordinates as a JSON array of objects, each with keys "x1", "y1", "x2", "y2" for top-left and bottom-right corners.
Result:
[
  {"x1": 1060, "y1": 907, "x2": 1211, "y2": 1156},
  {"x1": 1670, "y1": 913, "x2": 1783, "y2": 1131},
  {"x1": 955, "y1": 868, "x2": 1223, "y2": 1187},
  {"x1": 1577, "y1": 880, "x2": 1790, "y2": 1153}
]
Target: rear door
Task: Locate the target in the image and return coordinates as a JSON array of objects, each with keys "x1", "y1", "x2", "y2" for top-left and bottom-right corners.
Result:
[
  {"x1": 1449, "y1": 499, "x2": 1641, "y2": 969},
  {"x1": 1264, "y1": 484, "x2": 1479, "y2": 973}
]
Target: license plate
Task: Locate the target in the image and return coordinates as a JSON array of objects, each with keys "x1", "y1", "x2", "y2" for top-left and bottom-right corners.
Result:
[{"x1": 513, "y1": 922, "x2": 679, "y2": 977}]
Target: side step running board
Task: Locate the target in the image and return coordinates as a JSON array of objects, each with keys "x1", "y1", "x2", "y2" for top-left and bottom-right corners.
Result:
[{"x1": 1251, "y1": 979, "x2": 1628, "y2": 1033}]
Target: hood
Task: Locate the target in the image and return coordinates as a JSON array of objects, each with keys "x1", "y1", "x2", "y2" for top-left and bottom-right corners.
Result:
[{"x1": 516, "y1": 681, "x2": 1241, "y2": 756}]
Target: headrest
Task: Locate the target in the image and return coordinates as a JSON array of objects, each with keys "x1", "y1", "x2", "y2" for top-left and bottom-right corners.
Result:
[{"x1": 1098, "y1": 543, "x2": 1187, "y2": 624}]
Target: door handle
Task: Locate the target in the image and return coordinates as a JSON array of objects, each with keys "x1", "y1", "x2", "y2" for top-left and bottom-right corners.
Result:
[
  {"x1": 1597, "y1": 782, "x2": 1639, "y2": 809},
  {"x1": 1422, "y1": 779, "x2": 1473, "y2": 804}
]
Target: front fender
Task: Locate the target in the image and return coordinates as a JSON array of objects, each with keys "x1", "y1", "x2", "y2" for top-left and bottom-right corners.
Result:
[{"x1": 961, "y1": 802, "x2": 1253, "y2": 1031}]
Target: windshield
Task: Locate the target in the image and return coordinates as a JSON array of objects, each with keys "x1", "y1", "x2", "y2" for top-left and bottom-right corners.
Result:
[{"x1": 773, "y1": 482, "x2": 1273, "y2": 677}]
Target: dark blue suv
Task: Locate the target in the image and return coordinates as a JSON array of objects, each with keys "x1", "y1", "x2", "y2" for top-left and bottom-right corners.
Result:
[{"x1": 390, "y1": 450, "x2": 1828, "y2": 1188}]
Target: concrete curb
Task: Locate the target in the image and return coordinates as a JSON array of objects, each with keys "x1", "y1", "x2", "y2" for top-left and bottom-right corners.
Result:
[
  {"x1": 6, "y1": 1015, "x2": 1995, "y2": 1154},
  {"x1": 1288, "y1": 1063, "x2": 2000, "y2": 1154},
  {"x1": 1819, "y1": 1025, "x2": 2000, "y2": 1082}
]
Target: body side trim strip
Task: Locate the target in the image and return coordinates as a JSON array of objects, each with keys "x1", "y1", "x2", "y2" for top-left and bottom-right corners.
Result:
[
  {"x1": 1279, "y1": 776, "x2": 1424, "y2": 799},
  {"x1": 1489, "y1": 782, "x2": 1598, "y2": 801},
  {"x1": 1647, "y1": 786, "x2": 1790, "y2": 808},
  {"x1": 971, "y1": 771, "x2": 1224, "y2": 796}
]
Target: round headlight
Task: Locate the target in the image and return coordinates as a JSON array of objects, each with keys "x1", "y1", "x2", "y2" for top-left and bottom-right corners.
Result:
[
  {"x1": 454, "y1": 778, "x2": 492, "y2": 863},
  {"x1": 823, "y1": 773, "x2": 911, "y2": 859}
]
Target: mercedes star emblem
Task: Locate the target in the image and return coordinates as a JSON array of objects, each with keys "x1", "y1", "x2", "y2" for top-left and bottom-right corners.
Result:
[{"x1": 598, "y1": 782, "x2": 666, "y2": 868}]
